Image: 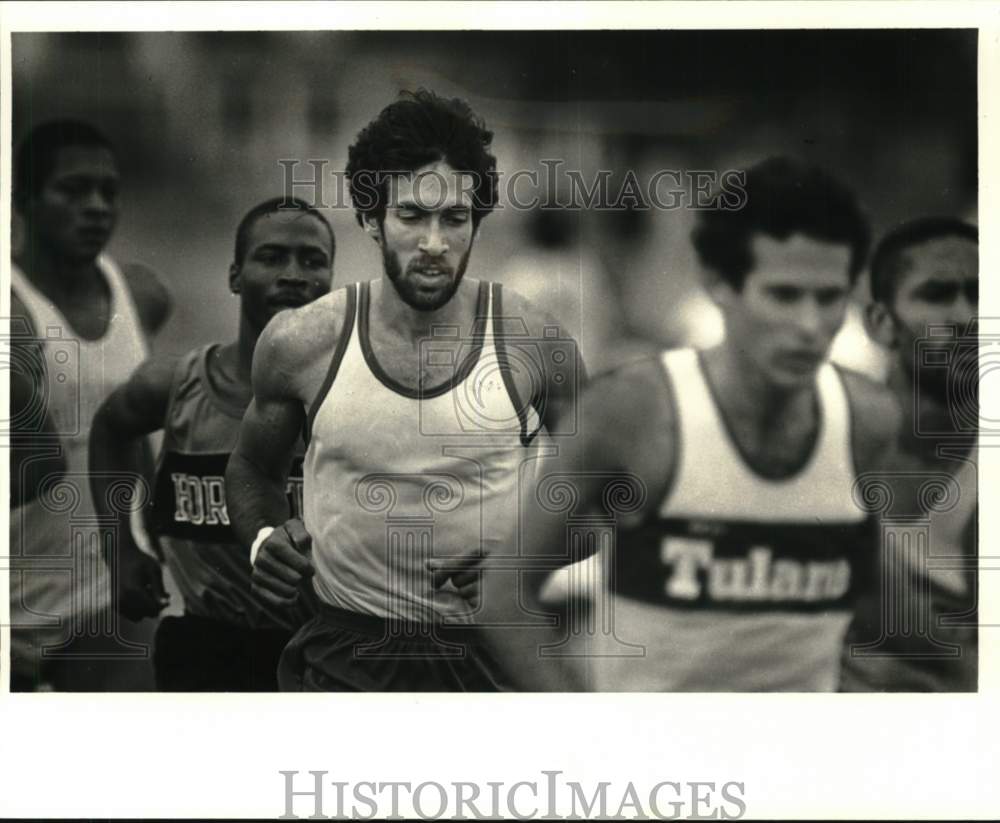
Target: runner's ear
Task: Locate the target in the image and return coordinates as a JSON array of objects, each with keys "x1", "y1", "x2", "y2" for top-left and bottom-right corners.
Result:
[{"x1": 229, "y1": 262, "x2": 242, "y2": 295}]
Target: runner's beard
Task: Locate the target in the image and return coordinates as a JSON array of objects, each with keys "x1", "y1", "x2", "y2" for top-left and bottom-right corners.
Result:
[{"x1": 382, "y1": 243, "x2": 471, "y2": 312}]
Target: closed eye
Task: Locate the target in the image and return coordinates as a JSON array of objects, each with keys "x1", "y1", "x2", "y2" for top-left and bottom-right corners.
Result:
[
  {"x1": 914, "y1": 281, "x2": 961, "y2": 303},
  {"x1": 964, "y1": 279, "x2": 978, "y2": 304},
  {"x1": 253, "y1": 247, "x2": 287, "y2": 264},
  {"x1": 766, "y1": 286, "x2": 801, "y2": 304},
  {"x1": 443, "y1": 209, "x2": 470, "y2": 226},
  {"x1": 57, "y1": 180, "x2": 91, "y2": 197},
  {"x1": 816, "y1": 288, "x2": 847, "y2": 306}
]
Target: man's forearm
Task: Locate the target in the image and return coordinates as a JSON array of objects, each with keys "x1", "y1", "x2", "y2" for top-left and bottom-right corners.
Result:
[
  {"x1": 88, "y1": 413, "x2": 154, "y2": 560},
  {"x1": 225, "y1": 450, "x2": 292, "y2": 548}
]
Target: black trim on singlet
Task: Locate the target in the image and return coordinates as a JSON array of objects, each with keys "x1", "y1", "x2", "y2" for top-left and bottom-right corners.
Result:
[
  {"x1": 303, "y1": 283, "x2": 358, "y2": 445},
  {"x1": 830, "y1": 362, "x2": 864, "y2": 482},
  {"x1": 198, "y1": 343, "x2": 253, "y2": 420},
  {"x1": 493, "y1": 282, "x2": 539, "y2": 447},
  {"x1": 655, "y1": 351, "x2": 683, "y2": 510},
  {"x1": 151, "y1": 348, "x2": 199, "y2": 492},
  {"x1": 694, "y1": 348, "x2": 824, "y2": 483},
  {"x1": 358, "y1": 279, "x2": 489, "y2": 400}
]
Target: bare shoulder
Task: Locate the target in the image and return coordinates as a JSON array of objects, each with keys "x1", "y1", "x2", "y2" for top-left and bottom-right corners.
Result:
[
  {"x1": 587, "y1": 355, "x2": 672, "y2": 422},
  {"x1": 129, "y1": 353, "x2": 184, "y2": 398},
  {"x1": 10, "y1": 290, "x2": 36, "y2": 337},
  {"x1": 121, "y1": 261, "x2": 172, "y2": 336},
  {"x1": 497, "y1": 282, "x2": 567, "y2": 338},
  {"x1": 562, "y1": 354, "x2": 677, "y2": 518},
  {"x1": 497, "y1": 281, "x2": 584, "y2": 376},
  {"x1": 834, "y1": 364, "x2": 902, "y2": 471},
  {"x1": 582, "y1": 355, "x2": 676, "y2": 466},
  {"x1": 252, "y1": 287, "x2": 351, "y2": 401},
  {"x1": 836, "y1": 365, "x2": 901, "y2": 441},
  {"x1": 102, "y1": 353, "x2": 184, "y2": 431}
]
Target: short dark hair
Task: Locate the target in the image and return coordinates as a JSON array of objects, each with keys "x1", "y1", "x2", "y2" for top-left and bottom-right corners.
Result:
[
  {"x1": 14, "y1": 119, "x2": 116, "y2": 206},
  {"x1": 233, "y1": 197, "x2": 335, "y2": 266},
  {"x1": 869, "y1": 217, "x2": 978, "y2": 305},
  {"x1": 345, "y1": 89, "x2": 498, "y2": 229},
  {"x1": 692, "y1": 156, "x2": 871, "y2": 290}
]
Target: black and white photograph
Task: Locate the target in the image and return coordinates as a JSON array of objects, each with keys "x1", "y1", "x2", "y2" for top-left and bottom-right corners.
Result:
[{"x1": 0, "y1": 2, "x2": 997, "y2": 820}]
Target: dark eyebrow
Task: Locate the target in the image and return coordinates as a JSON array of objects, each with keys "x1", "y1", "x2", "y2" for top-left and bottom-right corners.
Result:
[
  {"x1": 253, "y1": 242, "x2": 329, "y2": 256},
  {"x1": 394, "y1": 201, "x2": 471, "y2": 213},
  {"x1": 301, "y1": 245, "x2": 332, "y2": 258},
  {"x1": 914, "y1": 278, "x2": 959, "y2": 289}
]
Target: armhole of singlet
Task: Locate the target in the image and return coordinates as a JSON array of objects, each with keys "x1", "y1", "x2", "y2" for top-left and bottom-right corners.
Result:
[
  {"x1": 197, "y1": 342, "x2": 250, "y2": 420},
  {"x1": 303, "y1": 283, "x2": 358, "y2": 446},
  {"x1": 100, "y1": 256, "x2": 151, "y2": 358},
  {"x1": 492, "y1": 282, "x2": 538, "y2": 447},
  {"x1": 655, "y1": 351, "x2": 683, "y2": 513},
  {"x1": 153, "y1": 347, "x2": 202, "y2": 481},
  {"x1": 830, "y1": 363, "x2": 862, "y2": 481}
]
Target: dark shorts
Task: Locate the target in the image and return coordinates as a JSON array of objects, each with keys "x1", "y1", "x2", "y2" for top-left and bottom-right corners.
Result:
[
  {"x1": 154, "y1": 614, "x2": 293, "y2": 692},
  {"x1": 277, "y1": 604, "x2": 507, "y2": 692}
]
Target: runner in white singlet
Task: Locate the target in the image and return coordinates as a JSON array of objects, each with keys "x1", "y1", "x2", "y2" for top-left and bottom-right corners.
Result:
[
  {"x1": 9, "y1": 120, "x2": 170, "y2": 691},
  {"x1": 483, "y1": 157, "x2": 901, "y2": 691},
  {"x1": 226, "y1": 91, "x2": 582, "y2": 691}
]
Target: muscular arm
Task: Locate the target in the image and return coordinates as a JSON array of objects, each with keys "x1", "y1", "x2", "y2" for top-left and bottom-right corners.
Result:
[
  {"x1": 837, "y1": 367, "x2": 904, "y2": 619},
  {"x1": 89, "y1": 355, "x2": 178, "y2": 526},
  {"x1": 225, "y1": 311, "x2": 307, "y2": 548},
  {"x1": 839, "y1": 367, "x2": 903, "y2": 477},
  {"x1": 503, "y1": 288, "x2": 587, "y2": 436},
  {"x1": 89, "y1": 355, "x2": 179, "y2": 618},
  {"x1": 227, "y1": 294, "x2": 343, "y2": 609},
  {"x1": 479, "y1": 360, "x2": 673, "y2": 690},
  {"x1": 122, "y1": 261, "x2": 172, "y2": 338}
]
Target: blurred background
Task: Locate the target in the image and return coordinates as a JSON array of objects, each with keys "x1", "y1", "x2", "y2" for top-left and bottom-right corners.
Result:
[{"x1": 11, "y1": 30, "x2": 978, "y2": 375}]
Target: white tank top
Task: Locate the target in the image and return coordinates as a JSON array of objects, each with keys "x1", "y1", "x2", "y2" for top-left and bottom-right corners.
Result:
[
  {"x1": 593, "y1": 348, "x2": 871, "y2": 691},
  {"x1": 10, "y1": 256, "x2": 149, "y2": 625},
  {"x1": 303, "y1": 281, "x2": 542, "y2": 623}
]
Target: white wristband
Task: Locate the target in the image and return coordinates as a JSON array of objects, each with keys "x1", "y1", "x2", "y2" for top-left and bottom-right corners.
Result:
[{"x1": 250, "y1": 526, "x2": 276, "y2": 566}]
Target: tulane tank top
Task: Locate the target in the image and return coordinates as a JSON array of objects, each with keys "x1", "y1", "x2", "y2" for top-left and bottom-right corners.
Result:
[{"x1": 594, "y1": 348, "x2": 872, "y2": 691}]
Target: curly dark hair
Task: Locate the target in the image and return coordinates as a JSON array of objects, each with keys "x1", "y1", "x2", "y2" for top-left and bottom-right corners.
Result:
[
  {"x1": 345, "y1": 89, "x2": 498, "y2": 228},
  {"x1": 691, "y1": 156, "x2": 871, "y2": 290}
]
